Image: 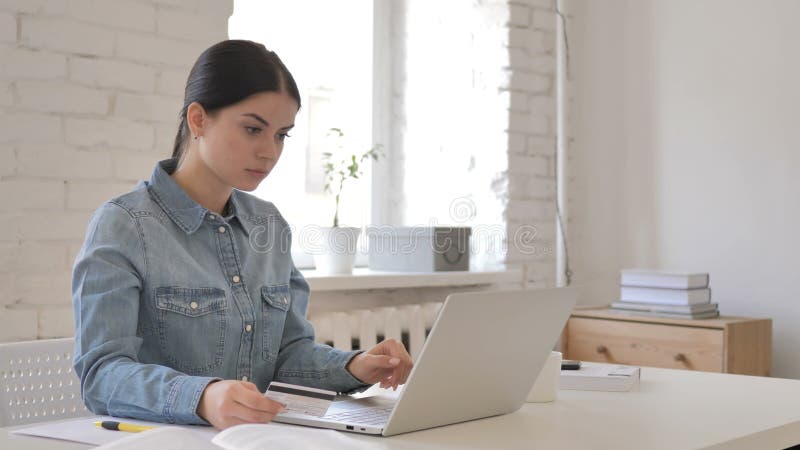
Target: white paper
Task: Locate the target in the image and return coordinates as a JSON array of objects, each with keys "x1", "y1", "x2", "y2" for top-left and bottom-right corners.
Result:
[
  {"x1": 96, "y1": 427, "x2": 221, "y2": 450},
  {"x1": 11, "y1": 415, "x2": 216, "y2": 446},
  {"x1": 12, "y1": 415, "x2": 385, "y2": 449}
]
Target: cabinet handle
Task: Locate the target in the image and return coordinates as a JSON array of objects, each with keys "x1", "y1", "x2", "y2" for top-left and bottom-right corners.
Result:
[
  {"x1": 674, "y1": 353, "x2": 687, "y2": 362},
  {"x1": 596, "y1": 345, "x2": 608, "y2": 354}
]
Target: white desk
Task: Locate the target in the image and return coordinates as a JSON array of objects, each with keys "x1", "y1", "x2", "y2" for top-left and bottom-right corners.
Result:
[{"x1": 3, "y1": 367, "x2": 800, "y2": 450}]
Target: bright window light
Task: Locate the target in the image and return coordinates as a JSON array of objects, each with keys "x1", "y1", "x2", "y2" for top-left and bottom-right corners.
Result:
[{"x1": 229, "y1": 1, "x2": 374, "y2": 267}]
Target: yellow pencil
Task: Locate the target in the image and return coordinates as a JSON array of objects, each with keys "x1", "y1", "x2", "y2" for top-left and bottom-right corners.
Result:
[{"x1": 94, "y1": 420, "x2": 156, "y2": 433}]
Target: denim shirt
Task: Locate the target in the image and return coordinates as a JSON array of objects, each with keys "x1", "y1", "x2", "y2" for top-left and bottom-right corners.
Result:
[{"x1": 72, "y1": 158, "x2": 368, "y2": 425}]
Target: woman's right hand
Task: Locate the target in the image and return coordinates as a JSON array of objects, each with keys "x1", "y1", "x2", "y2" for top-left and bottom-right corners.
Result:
[{"x1": 196, "y1": 380, "x2": 285, "y2": 429}]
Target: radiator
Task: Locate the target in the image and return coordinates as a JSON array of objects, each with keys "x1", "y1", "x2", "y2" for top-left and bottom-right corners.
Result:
[{"x1": 309, "y1": 303, "x2": 443, "y2": 362}]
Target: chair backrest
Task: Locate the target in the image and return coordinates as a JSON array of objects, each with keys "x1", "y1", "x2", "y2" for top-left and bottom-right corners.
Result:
[{"x1": 0, "y1": 338, "x2": 89, "y2": 427}]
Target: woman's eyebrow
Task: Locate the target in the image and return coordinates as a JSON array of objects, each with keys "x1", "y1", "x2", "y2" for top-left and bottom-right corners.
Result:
[
  {"x1": 242, "y1": 113, "x2": 295, "y2": 130},
  {"x1": 242, "y1": 113, "x2": 269, "y2": 126}
]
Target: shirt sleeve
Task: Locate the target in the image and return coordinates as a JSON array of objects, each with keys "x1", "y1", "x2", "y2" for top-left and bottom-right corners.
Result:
[
  {"x1": 272, "y1": 264, "x2": 371, "y2": 394},
  {"x1": 72, "y1": 202, "x2": 218, "y2": 425}
]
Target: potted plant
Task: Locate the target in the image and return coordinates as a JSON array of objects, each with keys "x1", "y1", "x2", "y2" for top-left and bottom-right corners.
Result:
[{"x1": 314, "y1": 128, "x2": 382, "y2": 274}]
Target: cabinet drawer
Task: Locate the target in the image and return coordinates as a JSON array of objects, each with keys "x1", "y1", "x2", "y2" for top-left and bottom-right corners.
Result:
[{"x1": 565, "y1": 318, "x2": 724, "y2": 372}]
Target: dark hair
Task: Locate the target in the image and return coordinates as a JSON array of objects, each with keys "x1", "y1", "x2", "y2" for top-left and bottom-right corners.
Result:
[{"x1": 172, "y1": 40, "x2": 301, "y2": 160}]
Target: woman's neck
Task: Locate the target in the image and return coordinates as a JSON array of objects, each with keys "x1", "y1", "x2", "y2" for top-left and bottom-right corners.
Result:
[{"x1": 171, "y1": 155, "x2": 232, "y2": 216}]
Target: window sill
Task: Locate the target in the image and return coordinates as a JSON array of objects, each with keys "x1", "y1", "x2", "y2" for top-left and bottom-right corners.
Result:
[{"x1": 302, "y1": 266, "x2": 524, "y2": 292}]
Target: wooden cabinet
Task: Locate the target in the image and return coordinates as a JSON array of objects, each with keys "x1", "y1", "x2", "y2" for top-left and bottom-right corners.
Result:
[{"x1": 562, "y1": 308, "x2": 772, "y2": 376}]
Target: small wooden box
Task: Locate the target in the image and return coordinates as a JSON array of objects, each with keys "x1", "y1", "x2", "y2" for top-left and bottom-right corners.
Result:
[{"x1": 562, "y1": 307, "x2": 772, "y2": 376}]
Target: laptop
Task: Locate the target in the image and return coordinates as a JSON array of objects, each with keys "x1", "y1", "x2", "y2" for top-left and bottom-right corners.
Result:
[{"x1": 273, "y1": 287, "x2": 578, "y2": 436}]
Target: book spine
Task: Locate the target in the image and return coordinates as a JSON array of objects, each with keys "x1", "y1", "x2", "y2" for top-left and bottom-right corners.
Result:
[
  {"x1": 611, "y1": 301, "x2": 719, "y2": 314},
  {"x1": 620, "y1": 287, "x2": 711, "y2": 305},
  {"x1": 620, "y1": 273, "x2": 709, "y2": 289},
  {"x1": 607, "y1": 308, "x2": 720, "y2": 320}
]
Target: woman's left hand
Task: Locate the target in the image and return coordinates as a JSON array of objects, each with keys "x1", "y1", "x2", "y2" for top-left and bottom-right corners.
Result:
[{"x1": 346, "y1": 338, "x2": 413, "y2": 390}]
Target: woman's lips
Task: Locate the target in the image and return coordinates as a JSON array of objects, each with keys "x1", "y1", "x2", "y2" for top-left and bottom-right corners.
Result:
[{"x1": 245, "y1": 169, "x2": 268, "y2": 178}]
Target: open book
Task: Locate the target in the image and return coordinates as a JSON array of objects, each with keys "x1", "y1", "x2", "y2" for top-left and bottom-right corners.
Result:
[{"x1": 96, "y1": 422, "x2": 374, "y2": 450}]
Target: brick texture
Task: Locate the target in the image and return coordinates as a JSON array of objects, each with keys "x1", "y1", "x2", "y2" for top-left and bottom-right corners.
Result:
[
  {"x1": 0, "y1": 12, "x2": 17, "y2": 42},
  {"x1": 20, "y1": 16, "x2": 115, "y2": 57},
  {"x1": 385, "y1": 0, "x2": 557, "y2": 281},
  {"x1": 0, "y1": 0, "x2": 558, "y2": 341},
  {"x1": 0, "y1": 0, "x2": 232, "y2": 341},
  {"x1": 503, "y1": 0, "x2": 558, "y2": 286}
]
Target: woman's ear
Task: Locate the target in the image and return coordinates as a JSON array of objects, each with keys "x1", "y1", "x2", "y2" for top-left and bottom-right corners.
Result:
[{"x1": 186, "y1": 102, "x2": 207, "y2": 139}]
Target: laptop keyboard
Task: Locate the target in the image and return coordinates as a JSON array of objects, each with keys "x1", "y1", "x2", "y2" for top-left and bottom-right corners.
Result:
[{"x1": 323, "y1": 406, "x2": 393, "y2": 426}]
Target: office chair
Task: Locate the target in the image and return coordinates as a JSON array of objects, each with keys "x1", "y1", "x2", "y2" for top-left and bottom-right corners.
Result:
[{"x1": 0, "y1": 338, "x2": 89, "y2": 426}]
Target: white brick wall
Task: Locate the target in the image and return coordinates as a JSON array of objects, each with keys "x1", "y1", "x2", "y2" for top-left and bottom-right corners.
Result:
[
  {"x1": 503, "y1": 1, "x2": 558, "y2": 285},
  {"x1": 68, "y1": 0, "x2": 156, "y2": 32},
  {"x1": 64, "y1": 117, "x2": 155, "y2": 150},
  {"x1": 382, "y1": 0, "x2": 558, "y2": 282},
  {"x1": 0, "y1": 12, "x2": 16, "y2": 42},
  {"x1": 0, "y1": 146, "x2": 14, "y2": 176},
  {"x1": 20, "y1": 16, "x2": 115, "y2": 57},
  {"x1": 114, "y1": 92, "x2": 182, "y2": 122},
  {"x1": 0, "y1": 179, "x2": 64, "y2": 211},
  {"x1": 66, "y1": 181, "x2": 137, "y2": 211},
  {"x1": 0, "y1": 309, "x2": 38, "y2": 342},
  {"x1": 0, "y1": 81, "x2": 11, "y2": 106},
  {"x1": 70, "y1": 57, "x2": 158, "y2": 92},
  {"x1": 17, "y1": 80, "x2": 111, "y2": 114},
  {"x1": 0, "y1": 0, "x2": 556, "y2": 341},
  {"x1": 0, "y1": 47, "x2": 68, "y2": 80},
  {"x1": 17, "y1": 145, "x2": 114, "y2": 179},
  {"x1": 115, "y1": 33, "x2": 207, "y2": 67},
  {"x1": 0, "y1": 0, "x2": 232, "y2": 342},
  {"x1": 0, "y1": 112, "x2": 62, "y2": 142},
  {"x1": 0, "y1": 1, "x2": 67, "y2": 15}
]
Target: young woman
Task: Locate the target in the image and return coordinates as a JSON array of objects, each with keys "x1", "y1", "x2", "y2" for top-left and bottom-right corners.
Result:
[{"x1": 72, "y1": 40, "x2": 413, "y2": 430}]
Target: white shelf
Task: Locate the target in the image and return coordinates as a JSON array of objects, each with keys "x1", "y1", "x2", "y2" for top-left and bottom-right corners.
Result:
[{"x1": 302, "y1": 266, "x2": 524, "y2": 292}]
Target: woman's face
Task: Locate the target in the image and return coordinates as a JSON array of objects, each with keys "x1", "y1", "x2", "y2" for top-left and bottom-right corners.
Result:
[{"x1": 194, "y1": 91, "x2": 299, "y2": 192}]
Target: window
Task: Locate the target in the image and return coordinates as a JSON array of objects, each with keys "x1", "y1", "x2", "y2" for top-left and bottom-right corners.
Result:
[{"x1": 229, "y1": 0, "x2": 375, "y2": 268}]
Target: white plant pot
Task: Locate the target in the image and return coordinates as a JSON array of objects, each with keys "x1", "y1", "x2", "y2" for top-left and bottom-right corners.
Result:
[{"x1": 313, "y1": 227, "x2": 361, "y2": 275}]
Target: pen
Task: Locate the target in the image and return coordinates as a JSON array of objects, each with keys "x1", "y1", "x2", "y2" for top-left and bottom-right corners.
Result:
[{"x1": 94, "y1": 421, "x2": 156, "y2": 433}]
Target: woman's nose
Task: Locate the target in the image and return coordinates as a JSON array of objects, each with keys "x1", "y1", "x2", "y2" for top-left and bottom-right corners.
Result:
[{"x1": 258, "y1": 139, "x2": 279, "y2": 159}]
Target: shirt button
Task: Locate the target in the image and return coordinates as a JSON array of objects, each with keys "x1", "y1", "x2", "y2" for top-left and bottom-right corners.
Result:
[
  {"x1": 241, "y1": 376, "x2": 248, "y2": 382},
  {"x1": 218, "y1": 226, "x2": 226, "y2": 233},
  {"x1": 208, "y1": 214, "x2": 216, "y2": 221},
  {"x1": 245, "y1": 324, "x2": 252, "y2": 332},
  {"x1": 189, "y1": 301, "x2": 198, "y2": 310},
  {"x1": 232, "y1": 275, "x2": 240, "y2": 283},
  {"x1": 282, "y1": 296, "x2": 288, "y2": 305}
]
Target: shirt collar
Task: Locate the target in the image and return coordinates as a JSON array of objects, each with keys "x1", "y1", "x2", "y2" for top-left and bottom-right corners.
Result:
[
  {"x1": 228, "y1": 189, "x2": 258, "y2": 236},
  {"x1": 146, "y1": 158, "x2": 255, "y2": 236}
]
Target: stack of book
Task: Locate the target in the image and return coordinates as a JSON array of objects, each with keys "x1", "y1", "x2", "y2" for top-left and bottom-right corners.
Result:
[{"x1": 611, "y1": 269, "x2": 719, "y2": 319}]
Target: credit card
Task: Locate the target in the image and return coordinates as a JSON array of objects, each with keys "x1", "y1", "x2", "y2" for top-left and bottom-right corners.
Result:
[{"x1": 264, "y1": 382, "x2": 336, "y2": 417}]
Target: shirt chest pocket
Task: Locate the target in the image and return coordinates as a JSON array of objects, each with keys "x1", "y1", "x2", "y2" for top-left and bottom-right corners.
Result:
[
  {"x1": 155, "y1": 287, "x2": 228, "y2": 375},
  {"x1": 261, "y1": 284, "x2": 291, "y2": 362}
]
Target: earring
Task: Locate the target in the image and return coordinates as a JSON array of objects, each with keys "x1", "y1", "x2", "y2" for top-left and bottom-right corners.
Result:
[{"x1": 193, "y1": 136, "x2": 198, "y2": 140}]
